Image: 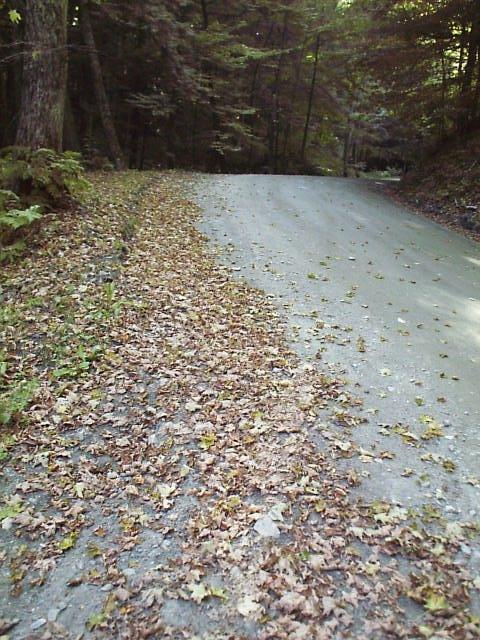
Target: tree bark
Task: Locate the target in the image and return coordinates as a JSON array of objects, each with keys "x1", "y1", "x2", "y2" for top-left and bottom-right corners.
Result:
[
  {"x1": 15, "y1": 0, "x2": 68, "y2": 151},
  {"x1": 200, "y1": 0, "x2": 209, "y2": 29},
  {"x1": 472, "y1": 54, "x2": 480, "y2": 119},
  {"x1": 300, "y1": 34, "x2": 320, "y2": 163},
  {"x1": 282, "y1": 41, "x2": 305, "y2": 171},
  {"x1": 63, "y1": 92, "x2": 80, "y2": 151},
  {"x1": 269, "y1": 11, "x2": 288, "y2": 174},
  {"x1": 79, "y1": 0, "x2": 126, "y2": 169},
  {"x1": 461, "y1": 4, "x2": 480, "y2": 94},
  {"x1": 197, "y1": 0, "x2": 223, "y2": 172},
  {"x1": 247, "y1": 21, "x2": 274, "y2": 166},
  {"x1": 343, "y1": 125, "x2": 352, "y2": 177}
]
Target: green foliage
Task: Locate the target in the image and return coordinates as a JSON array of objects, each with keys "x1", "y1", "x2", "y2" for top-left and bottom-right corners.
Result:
[
  {"x1": 0, "y1": 434, "x2": 16, "y2": 462},
  {"x1": 0, "y1": 148, "x2": 89, "y2": 261},
  {"x1": 0, "y1": 147, "x2": 89, "y2": 209},
  {"x1": 0, "y1": 189, "x2": 42, "y2": 259},
  {"x1": 0, "y1": 189, "x2": 18, "y2": 210},
  {"x1": 8, "y1": 8, "x2": 21, "y2": 24},
  {"x1": 0, "y1": 240, "x2": 26, "y2": 263},
  {"x1": 121, "y1": 216, "x2": 139, "y2": 240},
  {"x1": 0, "y1": 349, "x2": 7, "y2": 379},
  {"x1": 0, "y1": 379, "x2": 38, "y2": 426},
  {"x1": 0, "y1": 185, "x2": 42, "y2": 244},
  {"x1": 52, "y1": 341, "x2": 104, "y2": 379},
  {"x1": 0, "y1": 204, "x2": 42, "y2": 230}
]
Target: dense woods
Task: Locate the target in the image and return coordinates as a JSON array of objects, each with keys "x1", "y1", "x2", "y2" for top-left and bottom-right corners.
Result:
[
  {"x1": 1, "y1": 0, "x2": 480, "y2": 174},
  {"x1": 1, "y1": 3, "x2": 480, "y2": 636}
]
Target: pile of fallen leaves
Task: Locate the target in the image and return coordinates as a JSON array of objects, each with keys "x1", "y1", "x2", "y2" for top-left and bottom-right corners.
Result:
[{"x1": 0, "y1": 172, "x2": 478, "y2": 639}]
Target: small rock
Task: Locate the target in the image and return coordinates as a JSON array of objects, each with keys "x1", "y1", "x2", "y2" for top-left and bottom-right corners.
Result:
[
  {"x1": 115, "y1": 587, "x2": 131, "y2": 602},
  {"x1": 254, "y1": 516, "x2": 280, "y2": 538},
  {"x1": 31, "y1": 618, "x2": 46, "y2": 630},
  {"x1": 268, "y1": 502, "x2": 288, "y2": 522},
  {"x1": 47, "y1": 608, "x2": 60, "y2": 622}
]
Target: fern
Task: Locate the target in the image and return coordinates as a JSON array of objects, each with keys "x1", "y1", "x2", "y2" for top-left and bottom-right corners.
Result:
[
  {"x1": 0, "y1": 146, "x2": 90, "y2": 208},
  {"x1": 0, "y1": 189, "x2": 19, "y2": 210},
  {"x1": 0, "y1": 240, "x2": 26, "y2": 263},
  {"x1": 0, "y1": 205, "x2": 42, "y2": 230}
]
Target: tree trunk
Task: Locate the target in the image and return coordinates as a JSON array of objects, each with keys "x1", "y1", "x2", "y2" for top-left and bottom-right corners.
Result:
[
  {"x1": 79, "y1": 0, "x2": 126, "y2": 169},
  {"x1": 472, "y1": 55, "x2": 480, "y2": 119},
  {"x1": 15, "y1": 0, "x2": 68, "y2": 151},
  {"x1": 63, "y1": 92, "x2": 80, "y2": 151},
  {"x1": 300, "y1": 34, "x2": 320, "y2": 163},
  {"x1": 282, "y1": 41, "x2": 306, "y2": 171},
  {"x1": 247, "y1": 21, "x2": 274, "y2": 166},
  {"x1": 461, "y1": 4, "x2": 480, "y2": 99},
  {"x1": 440, "y1": 47, "x2": 447, "y2": 137},
  {"x1": 343, "y1": 125, "x2": 352, "y2": 177},
  {"x1": 200, "y1": 0, "x2": 209, "y2": 29},
  {"x1": 0, "y1": 70, "x2": 8, "y2": 146},
  {"x1": 197, "y1": 0, "x2": 223, "y2": 172},
  {"x1": 269, "y1": 11, "x2": 288, "y2": 174}
]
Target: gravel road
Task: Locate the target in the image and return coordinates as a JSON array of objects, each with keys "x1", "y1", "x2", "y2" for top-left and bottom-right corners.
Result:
[{"x1": 197, "y1": 174, "x2": 480, "y2": 527}]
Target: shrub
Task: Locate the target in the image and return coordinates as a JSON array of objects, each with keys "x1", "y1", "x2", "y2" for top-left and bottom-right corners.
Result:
[
  {"x1": 0, "y1": 147, "x2": 89, "y2": 261},
  {"x1": 0, "y1": 146, "x2": 89, "y2": 209}
]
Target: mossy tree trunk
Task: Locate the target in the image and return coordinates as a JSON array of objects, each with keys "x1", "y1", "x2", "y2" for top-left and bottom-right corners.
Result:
[{"x1": 15, "y1": 0, "x2": 68, "y2": 151}]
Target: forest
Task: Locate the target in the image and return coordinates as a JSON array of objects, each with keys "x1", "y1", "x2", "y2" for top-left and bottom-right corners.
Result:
[
  {"x1": 1, "y1": 0, "x2": 480, "y2": 175},
  {"x1": 1, "y1": 2, "x2": 480, "y2": 638}
]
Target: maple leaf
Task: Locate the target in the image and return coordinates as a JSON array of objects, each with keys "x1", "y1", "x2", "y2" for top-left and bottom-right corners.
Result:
[
  {"x1": 86, "y1": 612, "x2": 106, "y2": 631},
  {"x1": 57, "y1": 531, "x2": 78, "y2": 552},
  {"x1": 199, "y1": 433, "x2": 216, "y2": 450},
  {"x1": 141, "y1": 588, "x2": 164, "y2": 607},
  {"x1": 424, "y1": 593, "x2": 448, "y2": 613},
  {"x1": 8, "y1": 9, "x2": 22, "y2": 24},
  {"x1": 188, "y1": 582, "x2": 208, "y2": 603},
  {"x1": 210, "y1": 586, "x2": 228, "y2": 600},
  {"x1": 157, "y1": 483, "x2": 176, "y2": 498},
  {"x1": 237, "y1": 596, "x2": 262, "y2": 617},
  {"x1": 322, "y1": 596, "x2": 336, "y2": 616}
]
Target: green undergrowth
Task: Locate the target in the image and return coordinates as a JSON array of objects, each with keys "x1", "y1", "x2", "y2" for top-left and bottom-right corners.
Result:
[
  {"x1": 0, "y1": 147, "x2": 89, "y2": 263},
  {"x1": 0, "y1": 170, "x2": 154, "y2": 432}
]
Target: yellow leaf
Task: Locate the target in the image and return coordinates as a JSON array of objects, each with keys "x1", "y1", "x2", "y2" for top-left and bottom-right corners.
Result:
[
  {"x1": 199, "y1": 433, "x2": 216, "y2": 450},
  {"x1": 424, "y1": 592, "x2": 447, "y2": 613},
  {"x1": 58, "y1": 531, "x2": 78, "y2": 552},
  {"x1": 210, "y1": 586, "x2": 228, "y2": 600},
  {"x1": 8, "y1": 9, "x2": 22, "y2": 24}
]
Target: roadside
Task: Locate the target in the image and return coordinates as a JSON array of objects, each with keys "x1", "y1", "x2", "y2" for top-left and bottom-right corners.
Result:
[
  {"x1": 0, "y1": 172, "x2": 478, "y2": 639},
  {"x1": 391, "y1": 132, "x2": 480, "y2": 243},
  {"x1": 389, "y1": 187, "x2": 480, "y2": 245}
]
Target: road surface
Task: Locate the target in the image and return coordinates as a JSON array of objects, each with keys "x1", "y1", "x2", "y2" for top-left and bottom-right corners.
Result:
[{"x1": 196, "y1": 174, "x2": 480, "y2": 533}]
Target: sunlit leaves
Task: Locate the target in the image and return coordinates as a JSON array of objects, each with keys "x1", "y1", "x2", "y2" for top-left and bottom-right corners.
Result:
[{"x1": 8, "y1": 9, "x2": 21, "y2": 23}]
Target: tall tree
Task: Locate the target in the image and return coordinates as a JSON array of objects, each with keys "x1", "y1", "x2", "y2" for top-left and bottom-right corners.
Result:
[
  {"x1": 15, "y1": 0, "x2": 68, "y2": 151},
  {"x1": 300, "y1": 33, "x2": 321, "y2": 163},
  {"x1": 78, "y1": 0, "x2": 126, "y2": 169}
]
